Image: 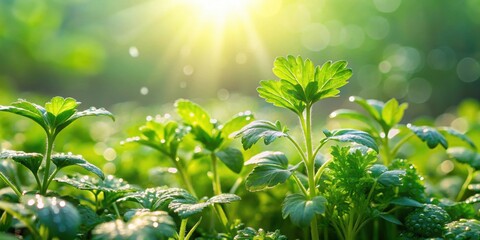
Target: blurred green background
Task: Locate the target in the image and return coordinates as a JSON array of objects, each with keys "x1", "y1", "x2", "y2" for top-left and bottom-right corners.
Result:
[{"x1": 1, "y1": 0, "x2": 480, "y2": 117}]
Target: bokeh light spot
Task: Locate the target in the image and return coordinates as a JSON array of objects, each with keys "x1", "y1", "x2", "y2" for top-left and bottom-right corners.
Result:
[
  {"x1": 373, "y1": 0, "x2": 402, "y2": 13},
  {"x1": 129, "y1": 46, "x2": 139, "y2": 58},
  {"x1": 301, "y1": 23, "x2": 330, "y2": 51},
  {"x1": 140, "y1": 87, "x2": 149, "y2": 95},
  {"x1": 183, "y1": 65, "x2": 194, "y2": 76},
  {"x1": 365, "y1": 16, "x2": 390, "y2": 40},
  {"x1": 407, "y1": 78, "x2": 432, "y2": 104},
  {"x1": 456, "y1": 57, "x2": 480, "y2": 83}
]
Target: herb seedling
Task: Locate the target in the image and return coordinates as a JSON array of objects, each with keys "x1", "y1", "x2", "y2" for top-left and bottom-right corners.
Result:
[{"x1": 235, "y1": 56, "x2": 378, "y2": 239}]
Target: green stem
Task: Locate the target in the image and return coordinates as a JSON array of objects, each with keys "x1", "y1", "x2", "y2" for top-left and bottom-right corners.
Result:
[
  {"x1": 314, "y1": 158, "x2": 333, "y2": 184},
  {"x1": 41, "y1": 134, "x2": 55, "y2": 194},
  {"x1": 0, "y1": 172, "x2": 22, "y2": 197},
  {"x1": 456, "y1": 167, "x2": 475, "y2": 201},
  {"x1": 391, "y1": 133, "x2": 414, "y2": 157},
  {"x1": 229, "y1": 177, "x2": 243, "y2": 194},
  {"x1": 301, "y1": 105, "x2": 319, "y2": 240},
  {"x1": 178, "y1": 218, "x2": 188, "y2": 240},
  {"x1": 213, "y1": 204, "x2": 229, "y2": 233},
  {"x1": 33, "y1": 173, "x2": 42, "y2": 191},
  {"x1": 381, "y1": 133, "x2": 392, "y2": 166},
  {"x1": 112, "y1": 202, "x2": 121, "y2": 219},
  {"x1": 185, "y1": 217, "x2": 202, "y2": 240},
  {"x1": 287, "y1": 136, "x2": 307, "y2": 163},
  {"x1": 211, "y1": 153, "x2": 222, "y2": 195},
  {"x1": 45, "y1": 168, "x2": 60, "y2": 191},
  {"x1": 292, "y1": 174, "x2": 309, "y2": 196},
  {"x1": 174, "y1": 157, "x2": 197, "y2": 198}
]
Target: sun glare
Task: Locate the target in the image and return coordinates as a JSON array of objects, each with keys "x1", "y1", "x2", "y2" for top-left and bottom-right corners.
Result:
[{"x1": 190, "y1": 0, "x2": 253, "y2": 23}]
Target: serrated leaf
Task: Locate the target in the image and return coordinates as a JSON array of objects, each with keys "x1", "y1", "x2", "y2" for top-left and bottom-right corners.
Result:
[
  {"x1": 207, "y1": 193, "x2": 241, "y2": 204},
  {"x1": 0, "y1": 150, "x2": 43, "y2": 174},
  {"x1": 258, "y1": 79, "x2": 305, "y2": 114},
  {"x1": 377, "y1": 170, "x2": 405, "y2": 187},
  {"x1": 408, "y1": 125, "x2": 448, "y2": 149},
  {"x1": 23, "y1": 194, "x2": 81, "y2": 240},
  {"x1": 381, "y1": 99, "x2": 408, "y2": 128},
  {"x1": 175, "y1": 99, "x2": 213, "y2": 133},
  {"x1": 92, "y1": 211, "x2": 175, "y2": 240},
  {"x1": 379, "y1": 213, "x2": 402, "y2": 225},
  {"x1": 245, "y1": 151, "x2": 294, "y2": 191},
  {"x1": 273, "y1": 55, "x2": 313, "y2": 87},
  {"x1": 447, "y1": 147, "x2": 480, "y2": 170},
  {"x1": 465, "y1": 193, "x2": 480, "y2": 204},
  {"x1": 389, "y1": 197, "x2": 424, "y2": 207},
  {"x1": 234, "y1": 120, "x2": 288, "y2": 150},
  {"x1": 52, "y1": 153, "x2": 104, "y2": 179},
  {"x1": 215, "y1": 148, "x2": 244, "y2": 174},
  {"x1": 118, "y1": 187, "x2": 196, "y2": 212},
  {"x1": 323, "y1": 129, "x2": 379, "y2": 152},
  {"x1": 440, "y1": 127, "x2": 477, "y2": 149},
  {"x1": 45, "y1": 96, "x2": 79, "y2": 128},
  {"x1": 282, "y1": 194, "x2": 327, "y2": 227},
  {"x1": 315, "y1": 60, "x2": 352, "y2": 99}
]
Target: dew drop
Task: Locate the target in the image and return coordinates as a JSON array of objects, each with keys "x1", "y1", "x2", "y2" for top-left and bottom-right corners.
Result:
[
  {"x1": 140, "y1": 87, "x2": 149, "y2": 95},
  {"x1": 27, "y1": 199, "x2": 35, "y2": 206}
]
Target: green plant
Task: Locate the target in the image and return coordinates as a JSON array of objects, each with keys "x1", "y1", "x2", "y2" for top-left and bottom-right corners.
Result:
[
  {"x1": 404, "y1": 204, "x2": 451, "y2": 238},
  {"x1": 235, "y1": 56, "x2": 379, "y2": 239},
  {"x1": 443, "y1": 218, "x2": 480, "y2": 240},
  {"x1": 0, "y1": 97, "x2": 113, "y2": 195}
]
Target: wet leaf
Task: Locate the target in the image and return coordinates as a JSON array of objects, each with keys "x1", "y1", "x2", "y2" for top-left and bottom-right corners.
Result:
[
  {"x1": 175, "y1": 99, "x2": 213, "y2": 133},
  {"x1": 222, "y1": 111, "x2": 254, "y2": 139},
  {"x1": 52, "y1": 153, "x2": 104, "y2": 179},
  {"x1": 22, "y1": 194, "x2": 81, "y2": 240},
  {"x1": 0, "y1": 150, "x2": 43, "y2": 174},
  {"x1": 92, "y1": 211, "x2": 175, "y2": 240},
  {"x1": 245, "y1": 151, "x2": 295, "y2": 192},
  {"x1": 377, "y1": 170, "x2": 405, "y2": 187},
  {"x1": 408, "y1": 125, "x2": 448, "y2": 149},
  {"x1": 118, "y1": 187, "x2": 196, "y2": 211},
  {"x1": 169, "y1": 193, "x2": 240, "y2": 219}
]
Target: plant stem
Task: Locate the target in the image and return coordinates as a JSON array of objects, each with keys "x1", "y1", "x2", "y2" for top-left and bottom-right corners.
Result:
[
  {"x1": 0, "y1": 172, "x2": 22, "y2": 197},
  {"x1": 301, "y1": 105, "x2": 319, "y2": 240},
  {"x1": 391, "y1": 133, "x2": 414, "y2": 157},
  {"x1": 456, "y1": 167, "x2": 475, "y2": 201},
  {"x1": 174, "y1": 157, "x2": 197, "y2": 198},
  {"x1": 112, "y1": 202, "x2": 121, "y2": 219},
  {"x1": 185, "y1": 217, "x2": 202, "y2": 240},
  {"x1": 178, "y1": 218, "x2": 188, "y2": 240},
  {"x1": 381, "y1": 133, "x2": 392, "y2": 166},
  {"x1": 292, "y1": 174, "x2": 309, "y2": 196},
  {"x1": 210, "y1": 153, "x2": 222, "y2": 195},
  {"x1": 41, "y1": 134, "x2": 55, "y2": 194},
  {"x1": 45, "y1": 168, "x2": 60, "y2": 191}
]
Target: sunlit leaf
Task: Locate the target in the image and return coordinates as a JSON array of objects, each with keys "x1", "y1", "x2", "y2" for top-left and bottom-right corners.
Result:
[
  {"x1": 51, "y1": 153, "x2": 104, "y2": 179},
  {"x1": 92, "y1": 211, "x2": 175, "y2": 240},
  {"x1": 45, "y1": 96, "x2": 79, "y2": 127},
  {"x1": 349, "y1": 96, "x2": 383, "y2": 121},
  {"x1": 23, "y1": 194, "x2": 81, "y2": 240},
  {"x1": 0, "y1": 99, "x2": 47, "y2": 132},
  {"x1": 447, "y1": 147, "x2": 480, "y2": 170},
  {"x1": 258, "y1": 79, "x2": 305, "y2": 114},
  {"x1": 0, "y1": 150, "x2": 43, "y2": 174},
  {"x1": 56, "y1": 106, "x2": 114, "y2": 134},
  {"x1": 215, "y1": 148, "x2": 243, "y2": 174},
  {"x1": 234, "y1": 120, "x2": 289, "y2": 150},
  {"x1": 235, "y1": 227, "x2": 287, "y2": 240},
  {"x1": 175, "y1": 99, "x2": 213, "y2": 133},
  {"x1": 282, "y1": 194, "x2": 326, "y2": 227},
  {"x1": 323, "y1": 129, "x2": 379, "y2": 152},
  {"x1": 273, "y1": 55, "x2": 314, "y2": 87},
  {"x1": 329, "y1": 109, "x2": 376, "y2": 127},
  {"x1": 408, "y1": 125, "x2": 448, "y2": 149},
  {"x1": 118, "y1": 187, "x2": 196, "y2": 212},
  {"x1": 315, "y1": 60, "x2": 352, "y2": 99},
  {"x1": 245, "y1": 152, "x2": 296, "y2": 192},
  {"x1": 169, "y1": 193, "x2": 240, "y2": 219},
  {"x1": 222, "y1": 111, "x2": 254, "y2": 139},
  {"x1": 381, "y1": 98, "x2": 408, "y2": 129}
]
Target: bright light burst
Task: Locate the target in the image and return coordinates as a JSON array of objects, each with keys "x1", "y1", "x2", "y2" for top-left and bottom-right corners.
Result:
[{"x1": 189, "y1": 0, "x2": 255, "y2": 23}]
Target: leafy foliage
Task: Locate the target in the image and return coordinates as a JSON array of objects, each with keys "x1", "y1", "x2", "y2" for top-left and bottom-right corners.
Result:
[
  {"x1": 234, "y1": 227, "x2": 287, "y2": 240},
  {"x1": 444, "y1": 219, "x2": 480, "y2": 240},
  {"x1": 408, "y1": 125, "x2": 448, "y2": 149},
  {"x1": 235, "y1": 120, "x2": 288, "y2": 150},
  {"x1": 0, "y1": 150, "x2": 42, "y2": 174},
  {"x1": 244, "y1": 151, "x2": 296, "y2": 191},
  {"x1": 51, "y1": 153, "x2": 104, "y2": 179},
  {"x1": 322, "y1": 129, "x2": 379, "y2": 152},
  {"x1": 447, "y1": 147, "x2": 480, "y2": 170},
  {"x1": 281, "y1": 194, "x2": 327, "y2": 227},
  {"x1": 404, "y1": 204, "x2": 451, "y2": 238}
]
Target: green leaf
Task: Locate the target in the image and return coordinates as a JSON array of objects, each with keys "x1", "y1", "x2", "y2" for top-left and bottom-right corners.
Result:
[
  {"x1": 51, "y1": 153, "x2": 105, "y2": 179},
  {"x1": 258, "y1": 79, "x2": 305, "y2": 114},
  {"x1": 45, "y1": 96, "x2": 79, "y2": 128},
  {"x1": 169, "y1": 193, "x2": 240, "y2": 219},
  {"x1": 282, "y1": 194, "x2": 327, "y2": 227},
  {"x1": 245, "y1": 151, "x2": 295, "y2": 191},
  {"x1": 408, "y1": 125, "x2": 448, "y2": 149},
  {"x1": 273, "y1": 55, "x2": 314, "y2": 87},
  {"x1": 118, "y1": 187, "x2": 196, "y2": 212},
  {"x1": 329, "y1": 109, "x2": 375, "y2": 127},
  {"x1": 447, "y1": 147, "x2": 480, "y2": 170},
  {"x1": 56, "y1": 106, "x2": 114, "y2": 134},
  {"x1": 323, "y1": 129, "x2": 379, "y2": 152},
  {"x1": 389, "y1": 197, "x2": 424, "y2": 207},
  {"x1": 0, "y1": 99, "x2": 48, "y2": 132},
  {"x1": 349, "y1": 96, "x2": 384, "y2": 121},
  {"x1": 23, "y1": 194, "x2": 81, "y2": 240},
  {"x1": 215, "y1": 148, "x2": 244, "y2": 174},
  {"x1": 315, "y1": 60, "x2": 352, "y2": 99},
  {"x1": 221, "y1": 111, "x2": 254, "y2": 139},
  {"x1": 92, "y1": 211, "x2": 176, "y2": 240},
  {"x1": 0, "y1": 150, "x2": 43, "y2": 174},
  {"x1": 369, "y1": 164, "x2": 387, "y2": 178},
  {"x1": 175, "y1": 99, "x2": 213, "y2": 133},
  {"x1": 377, "y1": 170, "x2": 405, "y2": 187},
  {"x1": 381, "y1": 99, "x2": 408, "y2": 128},
  {"x1": 379, "y1": 213, "x2": 402, "y2": 225},
  {"x1": 234, "y1": 120, "x2": 288, "y2": 150},
  {"x1": 439, "y1": 127, "x2": 477, "y2": 149}
]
